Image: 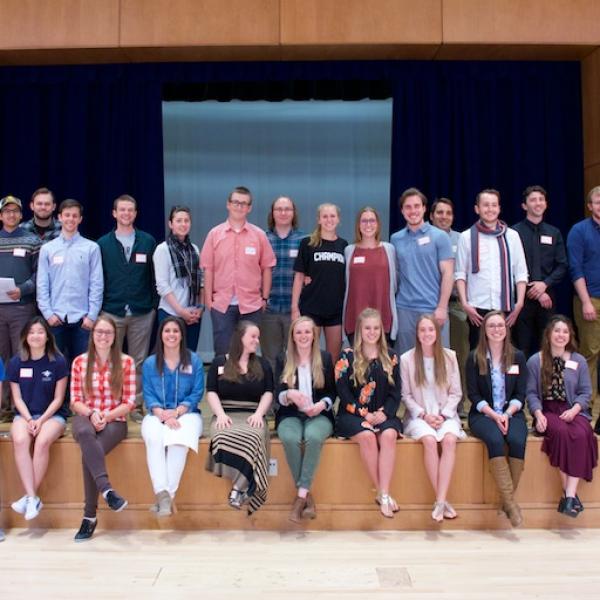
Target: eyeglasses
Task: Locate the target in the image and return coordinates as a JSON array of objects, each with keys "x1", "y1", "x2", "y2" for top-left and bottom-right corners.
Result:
[
  {"x1": 94, "y1": 329, "x2": 115, "y2": 337},
  {"x1": 360, "y1": 218, "x2": 377, "y2": 225},
  {"x1": 1, "y1": 208, "x2": 21, "y2": 215},
  {"x1": 273, "y1": 207, "x2": 293, "y2": 213},
  {"x1": 229, "y1": 200, "x2": 251, "y2": 208}
]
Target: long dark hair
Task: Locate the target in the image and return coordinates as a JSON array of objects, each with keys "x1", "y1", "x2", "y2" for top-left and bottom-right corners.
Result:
[
  {"x1": 154, "y1": 316, "x2": 191, "y2": 376},
  {"x1": 540, "y1": 315, "x2": 578, "y2": 392},
  {"x1": 475, "y1": 310, "x2": 514, "y2": 374},
  {"x1": 19, "y1": 316, "x2": 61, "y2": 361},
  {"x1": 223, "y1": 321, "x2": 263, "y2": 382}
]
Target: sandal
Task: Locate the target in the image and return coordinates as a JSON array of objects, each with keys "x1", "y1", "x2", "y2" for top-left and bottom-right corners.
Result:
[
  {"x1": 431, "y1": 501, "x2": 445, "y2": 522},
  {"x1": 377, "y1": 493, "x2": 395, "y2": 518},
  {"x1": 228, "y1": 489, "x2": 247, "y2": 510},
  {"x1": 443, "y1": 501, "x2": 457, "y2": 519},
  {"x1": 375, "y1": 493, "x2": 399, "y2": 513}
]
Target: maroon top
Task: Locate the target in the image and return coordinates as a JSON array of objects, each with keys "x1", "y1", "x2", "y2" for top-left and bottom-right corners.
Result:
[{"x1": 345, "y1": 245, "x2": 392, "y2": 335}]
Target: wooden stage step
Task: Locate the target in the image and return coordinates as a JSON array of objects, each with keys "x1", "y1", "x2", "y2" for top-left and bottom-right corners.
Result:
[{"x1": 1, "y1": 435, "x2": 599, "y2": 530}]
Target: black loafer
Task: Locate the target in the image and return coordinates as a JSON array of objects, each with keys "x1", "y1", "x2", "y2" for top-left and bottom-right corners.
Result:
[
  {"x1": 105, "y1": 490, "x2": 128, "y2": 512},
  {"x1": 74, "y1": 518, "x2": 97, "y2": 542}
]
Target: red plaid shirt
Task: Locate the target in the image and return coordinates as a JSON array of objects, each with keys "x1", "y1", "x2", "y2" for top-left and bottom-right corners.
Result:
[{"x1": 70, "y1": 353, "x2": 136, "y2": 421}]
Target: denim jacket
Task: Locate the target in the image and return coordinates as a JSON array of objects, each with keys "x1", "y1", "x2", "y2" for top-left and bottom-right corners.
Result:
[{"x1": 142, "y1": 353, "x2": 204, "y2": 413}]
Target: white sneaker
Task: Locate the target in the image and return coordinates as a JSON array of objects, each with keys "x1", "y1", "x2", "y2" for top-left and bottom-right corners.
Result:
[
  {"x1": 24, "y1": 496, "x2": 42, "y2": 521},
  {"x1": 11, "y1": 495, "x2": 28, "y2": 515}
]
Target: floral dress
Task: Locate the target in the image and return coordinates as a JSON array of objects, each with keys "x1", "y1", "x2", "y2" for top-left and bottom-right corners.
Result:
[{"x1": 334, "y1": 348, "x2": 403, "y2": 438}]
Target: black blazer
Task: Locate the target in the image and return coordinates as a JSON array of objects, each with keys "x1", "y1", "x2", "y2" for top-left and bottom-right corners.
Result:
[
  {"x1": 274, "y1": 350, "x2": 336, "y2": 427},
  {"x1": 466, "y1": 348, "x2": 527, "y2": 419}
]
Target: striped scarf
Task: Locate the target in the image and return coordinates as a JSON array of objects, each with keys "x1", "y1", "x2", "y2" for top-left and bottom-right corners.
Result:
[
  {"x1": 166, "y1": 232, "x2": 202, "y2": 305},
  {"x1": 470, "y1": 220, "x2": 512, "y2": 311}
]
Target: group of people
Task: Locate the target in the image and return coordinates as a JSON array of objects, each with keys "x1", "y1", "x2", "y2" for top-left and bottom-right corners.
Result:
[{"x1": 0, "y1": 182, "x2": 598, "y2": 541}]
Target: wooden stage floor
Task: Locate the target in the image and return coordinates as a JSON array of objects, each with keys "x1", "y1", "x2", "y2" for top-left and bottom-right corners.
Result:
[{"x1": 1, "y1": 528, "x2": 599, "y2": 599}]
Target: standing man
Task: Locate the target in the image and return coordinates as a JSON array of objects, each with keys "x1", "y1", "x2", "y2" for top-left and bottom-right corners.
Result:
[
  {"x1": 97, "y1": 194, "x2": 157, "y2": 421},
  {"x1": 391, "y1": 188, "x2": 454, "y2": 355},
  {"x1": 455, "y1": 189, "x2": 528, "y2": 349},
  {"x1": 430, "y1": 197, "x2": 469, "y2": 414},
  {"x1": 201, "y1": 186, "x2": 276, "y2": 355},
  {"x1": 512, "y1": 186, "x2": 567, "y2": 357},
  {"x1": 0, "y1": 195, "x2": 41, "y2": 420},
  {"x1": 262, "y1": 196, "x2": 305, "y2": 369},
  {"x1": 567, "y1": 185, "x2": 600, "y2": 425},
  {"x1": 21, "y1": 187, "x2": 62, "y2": 242},
  {"x1": 37, "y1": 199, "x2": 104, "y2": 363}
]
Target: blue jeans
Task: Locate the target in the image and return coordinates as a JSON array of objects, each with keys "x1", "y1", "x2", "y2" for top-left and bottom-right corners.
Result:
[
  {"x1": 51, "y1": 321, "x2": 90, "y2": 365},
  {"x1": 210, "y1": 305, "x2": 263, "y2": 355},
  {"x1": 157, "y1": 309, "x2": 201, "y2": 352}
]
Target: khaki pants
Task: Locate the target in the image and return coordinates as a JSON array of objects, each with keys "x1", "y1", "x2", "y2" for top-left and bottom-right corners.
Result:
[
  {"x1": 449, "y1": 300, "x2": 469, "y2": 413},
  {"x1": 573, "y1": 296, "x2": 600, "y2": 411}
]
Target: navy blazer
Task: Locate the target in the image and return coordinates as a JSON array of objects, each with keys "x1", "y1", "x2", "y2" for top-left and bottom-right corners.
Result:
[
  {"x1": 274, "y1": 350, "x2": 336, "y2": 427},
  {"x1": 466, "y1": 348, "x2": 527, "y2": 419}
]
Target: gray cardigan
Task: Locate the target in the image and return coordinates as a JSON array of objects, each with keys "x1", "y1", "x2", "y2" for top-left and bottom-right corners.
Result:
[
  {"x1": 526, "y1": 352, "x2": 592, "y2": 420},
  {"x1": 342, "y1": 242, "x2": 398, "y2": 340}
]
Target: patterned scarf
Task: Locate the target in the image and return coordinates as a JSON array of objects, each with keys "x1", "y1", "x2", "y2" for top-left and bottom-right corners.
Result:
[
  {"x1": 166, "y1": 232, "x2": 202, "y2": 305},
  {"x1": 548, "y1": 356, "x2": 567, "y2": 402},
  {"x1": 470, "y1": 220, "x2": 512, "y2": 311}
]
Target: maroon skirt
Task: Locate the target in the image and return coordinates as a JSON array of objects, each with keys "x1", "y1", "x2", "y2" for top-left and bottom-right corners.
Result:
[{"x1": 541, "y1": 399, "x2": 598, "y2": 481}]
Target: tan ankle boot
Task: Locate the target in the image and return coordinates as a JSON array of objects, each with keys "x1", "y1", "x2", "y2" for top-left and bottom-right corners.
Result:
[
  {"x1": 289, "y1": 496, "x2": 306, "y2": 523},
  {"x1": 489, "y1": 457, "x2": 522, "y2": 527}
]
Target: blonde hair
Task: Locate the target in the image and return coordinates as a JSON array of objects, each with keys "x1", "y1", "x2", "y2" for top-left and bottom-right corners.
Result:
[
  {"x1": 413, "y1": 314, "x2": 448, "y2": 387},
  {"x1": 475, "y1": 310, "x2": 514, "y2": 374},
  {"x1": 352, "y1": 308, "x2": 394, "y2": 386},
  {"x1": 280, "y1": 316, "x2": 324, "y2": 389},
  {"x1": 308, "y1": 203, "x2": 340, "y2": 247}
]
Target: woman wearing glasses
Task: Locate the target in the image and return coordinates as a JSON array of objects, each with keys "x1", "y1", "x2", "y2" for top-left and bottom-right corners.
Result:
[
  {"x1": 342, "y1": 207, "x2": 397, "y2": 345},
  {"x1": 153, "y1": 205, "x2": 203, "y2": 351}
]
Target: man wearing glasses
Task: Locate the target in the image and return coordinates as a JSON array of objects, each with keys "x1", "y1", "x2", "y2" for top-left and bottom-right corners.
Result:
[
  {"x1": 201, "y1": 186, "x2": 276, "y2": 355},
  {"x1": 0, "y1": 195, "x2": 41, "y2": 420}
]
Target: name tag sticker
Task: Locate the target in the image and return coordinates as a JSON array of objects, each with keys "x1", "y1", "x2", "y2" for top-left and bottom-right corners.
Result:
[
  {"x1": 13, "y1": 248, "x2": 26, "y2": 257},
  {"x1": 540, "y1": 235, "x2": 553, "y2": 245},
  {"x1": 507, "y1": 364, "x2": 520, "y2": 375},
  {"x1": 135, "y1": 253, "x2": 147, "y2": 263},
  {"x1": 417, "y1": 236, "x2": 431, "y2": 246},
  {"x1": 218, "y1": 366, "x2": 225, "y2": 375},
  {"x1": 565, "y1": 360, "x2": 578, "y2": 370},
  {"x1": 20, "y1": 368, "x2": 33, "y2": 378},
  {"x1": 452, "y1": 245, "x2": 457, "y2": 253},
  {"x1": 353, "y1": 256, "x2": 366, "y2": 264},
  {"x1": 289, "y1": 249, "x2": 298, "y2": 258},
  {"x1": 245, "y1": 246, "x2": 256, "y2": 255},
  {"x1": 52, "y1": 255, "x2": 64, "y2": 265},
  {"x1": 180, "y1": 364, "x2": 193, "y2": 374}
]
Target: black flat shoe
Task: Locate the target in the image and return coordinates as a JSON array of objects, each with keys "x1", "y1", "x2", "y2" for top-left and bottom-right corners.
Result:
[
  {"x1": 557, "y1": 496, "x2": 565, "y2": 513},
  {"x1": 561, "y1": 497, "x2": 579, "y2": 518},
  {"x1": 74, "y1": 518, "x2": 97, "y2": 542},
  {"x1": 574, "y1": 495, "x2": 584, "y2": 512}
]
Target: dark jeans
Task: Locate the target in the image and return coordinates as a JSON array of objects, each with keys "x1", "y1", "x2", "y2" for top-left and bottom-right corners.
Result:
[
  {"x1": 71, "y1": 416, "x2": 127, "y2": 518},
  {"x1": 469, "y1": 411, "x2": 528, "y2": 459},
  {"x1": 512, "y1": 297, "x2": 553, "y2": 358},
  {"x1": 157, "y1": 309, "x2": 201, "y2": 352},
  {"x1": 51, "y1": 321, "x2": 90, "y2": 365},
  {"x1": 211, "y1": 305, "x2": 263, "y2": 355}
]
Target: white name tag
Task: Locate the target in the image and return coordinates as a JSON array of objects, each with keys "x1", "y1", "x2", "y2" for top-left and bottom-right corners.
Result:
[
  {"x1": 13, "y1": 248, "x2": 26, "y2": 257},
  {"x1": 289, "y1": 249, "x2": 298, "y2": 258},
  {"x1": 565, "y1": 360, "x2": 578, "y2": 371},
  {"x1": 218, "y1": 366, "x2": 225, "y2": 375},
  {"x1": 353, "y1": 256, "x2": 366, "y2": 264},
  {"x1": 135, "y1": 253, "x2": 147, "y2": 263},
  {"x1": 540, "y1": 235, "x2": 553, "y2": 245},
  {"x1": 452, "y1": 245, "x2": 457, "y2": 253},
  {"x1": 507, "y1": 364, "x2": 520, "y2": 375},
  {"x1": 20, "y1": 368, "x2": 33, "y2": 378},
  {"x1": 417, "y1": 236, "x2": 431, "y2": 246},
  {"x1": 245, "y1": 246, "x2": 256, "y2": 256},
  {"x1": 52, "y1": 255, "x2": 64, "y2": 265},
  {"x1": 180, "y1": 364, "x2": 193, "y2": 374}
]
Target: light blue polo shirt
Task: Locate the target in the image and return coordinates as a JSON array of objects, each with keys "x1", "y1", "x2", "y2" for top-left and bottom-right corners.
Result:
[{"x1": 391, "y1": 222, "x2": 453, "y2": 312}]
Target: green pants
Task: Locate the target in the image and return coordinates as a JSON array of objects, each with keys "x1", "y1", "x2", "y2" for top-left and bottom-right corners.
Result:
[
  {"x1": 574, "y1": 296, "x2": 600, "y2": 411},
  {"x1": 277, "y1": 415, "x2": 333, "y2": 490}
]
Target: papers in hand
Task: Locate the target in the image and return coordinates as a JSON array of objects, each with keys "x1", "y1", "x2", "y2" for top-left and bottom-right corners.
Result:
[{"x1": 0, "y1": 278, "x2": 18, "y2": 303}]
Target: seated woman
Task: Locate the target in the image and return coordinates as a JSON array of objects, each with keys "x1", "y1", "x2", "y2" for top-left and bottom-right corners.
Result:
[
  {"x1": 526, "y1": 315, "x2": 598, "y2": 517},
  {"x1": 9, "y1": 317, "x2": 68, "y2": 521},
  {"x1": 275, "y1": 316, "x2": 335, "y2": 522},
  {"x1": 142, "y1": 316, "x2": 204, "y2": 517},
  {"x1": 205, "y1": 321, "x2": 273, "y2": 514},
  {"x1": 401, "y1": 314, "x2": 464, "y2": 522},
  {"x1": 467, "y1": 310, "x2": 527, "y2": 527},
  {"x1": 70, "y1": 314, "x2": 136, "y2": 541},
  {"x1": 335, "y1": 307, "x2": 402, "y2": 518}
]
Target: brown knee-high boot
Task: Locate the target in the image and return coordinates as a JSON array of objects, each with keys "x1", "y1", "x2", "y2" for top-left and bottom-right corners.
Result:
[
  {"x1": 508, "y1": 457, "x2": 525, "y2": 492},
  {"x1": 489, "y1": 457, "x2": 522, "y2": 527}
]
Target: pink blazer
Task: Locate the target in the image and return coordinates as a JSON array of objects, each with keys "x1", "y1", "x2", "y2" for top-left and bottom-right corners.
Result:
[{"x1": 400, "y1": 348, "x2": 462, "y2": 427}]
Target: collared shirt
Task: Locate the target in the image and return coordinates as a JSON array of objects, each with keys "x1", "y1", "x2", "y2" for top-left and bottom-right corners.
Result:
[
  {"x1": 37, "y1": 232, "x2": 104, "y2": 322},
  {"x1": 70, "y1": 353, "x2": 135, "y2": 420},
  {"x1": 201, "y1": 220, "x2": 276, "y2": 314},
  {"x1": 567, "y1": 217, "x2": 600, "y2": 297},
  {"x1": 455, "y1": 227, "x2": 528, "y2": 310},
  {"x1": 391, "y1": 222, "x2": 454, "y2": 312},
  {"x1": 266, "y1": 228, "x2": 306, "y2": 313},
  {"x1": 21, "y1": 218, "x2": 62, "y2": 243},
  {"x1": 0, "y1": 226, "x2": 41, "y2": 305},
  {"x1": 512, "y1": 218, "x2": 567, "y2": 289}
]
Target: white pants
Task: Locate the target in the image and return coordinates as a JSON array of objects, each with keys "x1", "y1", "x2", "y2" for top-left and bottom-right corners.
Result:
[{"x1": 141, "y1": 413, "x2": 202, "y2": 496}]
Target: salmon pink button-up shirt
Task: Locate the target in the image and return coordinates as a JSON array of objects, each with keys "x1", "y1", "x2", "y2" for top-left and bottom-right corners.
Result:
[{"x1": 201, "y1": 220, "x2": 276, "y2": 314}]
